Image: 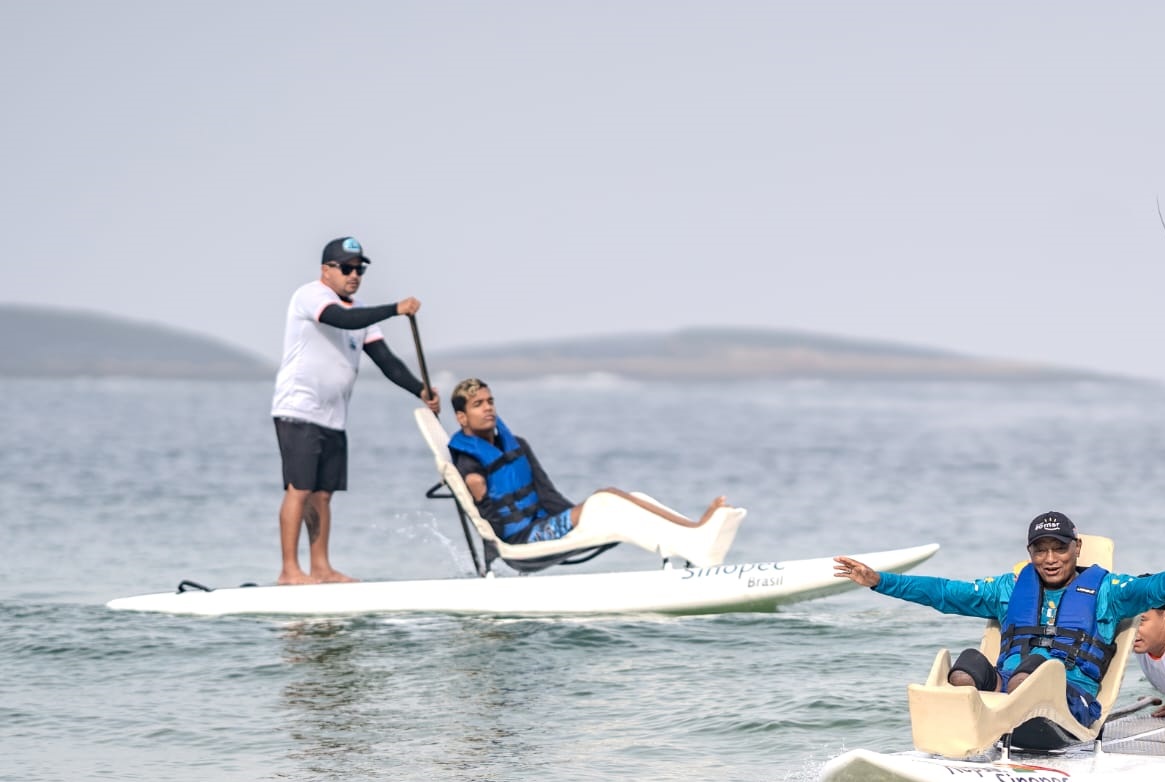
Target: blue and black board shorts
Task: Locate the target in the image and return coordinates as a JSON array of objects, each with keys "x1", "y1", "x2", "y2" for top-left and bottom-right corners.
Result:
[
  {"x1": 274, "y1": 417, "x2": 347, "y2": 492},
  {"x1": 523, "y1": 508, "x2": 575, "y2": 543}
]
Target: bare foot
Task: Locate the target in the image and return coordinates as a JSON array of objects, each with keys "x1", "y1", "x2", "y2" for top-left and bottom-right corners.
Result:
[
  {"x1": 277, "y1": 569, "x2": 320, "y2": 585},
  {"x1": 314, "y1": 569, "x2": 358, "y2": 584},
  {"x1": 696, "y1": 496, "x2": 729, "y2": 525}
]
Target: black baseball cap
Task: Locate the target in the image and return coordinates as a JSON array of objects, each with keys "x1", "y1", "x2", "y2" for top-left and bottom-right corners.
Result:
[
  {"x1": 1027, "y1": 511, "x2": 1078, "y2": 545},
  {"x1": 322, "y1": 237, "x2": 371, "y2": 265}
]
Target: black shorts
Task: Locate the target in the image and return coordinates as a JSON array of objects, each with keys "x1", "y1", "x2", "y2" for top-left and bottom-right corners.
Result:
[{"x1": 274, "y1": 417, "x2": 348, "y2": 492}]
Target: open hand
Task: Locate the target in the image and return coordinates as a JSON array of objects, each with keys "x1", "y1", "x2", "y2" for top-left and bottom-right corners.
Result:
[{"x1": 833, "y1": 556, "x2": 881, "y2": 588}]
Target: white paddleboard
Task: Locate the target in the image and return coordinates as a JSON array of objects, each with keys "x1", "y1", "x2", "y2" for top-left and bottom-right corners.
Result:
[
  {"x1": 107, "y1": 543, "x2": 939, "y2": 617},
  {"x1": 819, "y1": 714, "x2": 1165, "y2": 782},
  {"x1": 819, "y1": 745, "x2": 1165, "y2": 782}
]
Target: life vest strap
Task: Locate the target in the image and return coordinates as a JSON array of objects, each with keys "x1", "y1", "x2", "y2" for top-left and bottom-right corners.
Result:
[
  {"x1": 491, "y1": 486, "x2": 539, "y2": 515},
  {"x1": 483, "y1": 447, "x2": 526, "y2": 475},
  {"x1": 1000, "y1": 624, "x2": 1116, "y2": 676}
]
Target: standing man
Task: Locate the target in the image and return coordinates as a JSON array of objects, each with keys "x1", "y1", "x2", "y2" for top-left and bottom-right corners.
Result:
[{"x1": 271, "y1": 236, "x2": 440, "y2": 585}]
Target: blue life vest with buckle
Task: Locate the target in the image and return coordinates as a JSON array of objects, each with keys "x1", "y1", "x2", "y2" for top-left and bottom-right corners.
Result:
[
  {"x1": 997, "y1": 563, "x2": 1117, "y2": 685},
  {"x1": 448, "y1": 417, "x2": 546, "y2": 542}
]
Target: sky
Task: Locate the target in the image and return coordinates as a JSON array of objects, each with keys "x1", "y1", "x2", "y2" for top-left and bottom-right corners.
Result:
[{"x1": 4, "y1": 2, "x2": 1165, "y2": 379}]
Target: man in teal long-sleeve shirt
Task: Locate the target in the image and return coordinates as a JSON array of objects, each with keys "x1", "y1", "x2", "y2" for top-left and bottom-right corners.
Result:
[{"x1": 834, "y1": 511, "x2": 1165, "y2": 726}]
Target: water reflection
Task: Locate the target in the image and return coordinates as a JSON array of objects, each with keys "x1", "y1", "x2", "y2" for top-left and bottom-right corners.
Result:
[
  {"x1": 276, "y1": 616, "x2": 601, "y2": 779},
  {"x1": 279, "y1": 620, "x2": 570, "y2": 778},
  {"x1": 280, "y1": 620, "x2": 376, "y2": 776}
]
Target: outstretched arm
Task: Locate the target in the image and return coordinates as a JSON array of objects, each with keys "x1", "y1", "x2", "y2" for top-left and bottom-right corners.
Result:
[
  {"x1": 1110, "y1": 571, "x2": 1165, "y2": 619},
  {"x1": 834, "y1": 556, "x2": 882, "y2": 588},
  {"x1": 835, "y1": 562, "x2": 1008, "y2": 620}
]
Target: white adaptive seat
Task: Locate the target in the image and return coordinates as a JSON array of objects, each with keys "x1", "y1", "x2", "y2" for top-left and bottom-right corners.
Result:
[
  {"x1": 906, "y1": 534, "x2": 1137, "y2": 758},
  {"x1": 414, "y1": 408, "x2": 746, "y2": 573}
]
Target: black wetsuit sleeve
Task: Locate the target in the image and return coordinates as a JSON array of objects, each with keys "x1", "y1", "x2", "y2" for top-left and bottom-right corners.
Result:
[
  {"x1": 521, "y1": 437, "x2": 574, "y2": 513},
  {"x1": 452, "y1": 451, "x2": 484, "y2": 481},
  {"x1": 318, "y1": 302, "x2": 399, "y2": 329},
  {"x1": 363, "y1": 339, "x2": 424, "y2": 396}
]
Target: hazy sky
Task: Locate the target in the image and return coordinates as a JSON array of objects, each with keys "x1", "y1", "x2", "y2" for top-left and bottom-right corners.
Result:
[{"x1": 5, "y1": 2, "x2": 1165, "y2": 379}]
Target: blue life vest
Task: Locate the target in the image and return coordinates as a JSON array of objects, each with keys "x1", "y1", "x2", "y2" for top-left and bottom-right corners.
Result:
[
  {"x1": 448, "y1": 417, "x2": 546, "y2": 542},
  {"x1": 997, "y1": 563, "x2": 1117, "y2": 685}
]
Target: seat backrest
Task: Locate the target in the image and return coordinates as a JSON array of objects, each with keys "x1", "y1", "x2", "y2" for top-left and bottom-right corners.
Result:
[
  {"x1": 1095, "y1": 617, "x2": 1136, "y2": 715},
  {"x1": 1078, "y1": 534, "x2": 1114, "y2": 571},
  {"x1": 414, "y1": 408, "x2": 505, "y2": 545}
]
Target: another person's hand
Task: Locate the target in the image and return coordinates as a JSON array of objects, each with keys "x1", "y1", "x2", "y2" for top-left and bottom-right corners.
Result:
[
  {"x1": 397, "y1": 297, "x2": 421, "y2": 317},
  {"x1": 833, "y1": 556, "x2": 881, "y2": 588},
  {"x1": 1153, "y1": 701, "x2": 1165, "y2": 719},
  {"x1": 422, "y1": 387, "x2": 441, "y2": 415}
]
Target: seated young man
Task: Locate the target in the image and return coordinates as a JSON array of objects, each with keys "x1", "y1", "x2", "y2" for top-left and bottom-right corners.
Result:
[{"x1": 447, "y1": 377, "x2": 731, "y2": 545}]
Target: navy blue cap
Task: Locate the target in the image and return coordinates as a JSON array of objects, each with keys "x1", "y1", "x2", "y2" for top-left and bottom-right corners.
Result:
[{"x1": 1028, "y1": 511, "x2": 1078, "y2": 545}]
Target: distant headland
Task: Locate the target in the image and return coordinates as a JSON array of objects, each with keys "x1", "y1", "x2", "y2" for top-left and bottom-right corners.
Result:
[
  {"x1": 0, "y1": 304, "x2": 1111, "y2": 382},
  {"x1": 430, "y1": 328, "x2": 1107, "y2": 382},
  {"x1": 0, "y1": 304, "x2": 274, "y2": 379}
]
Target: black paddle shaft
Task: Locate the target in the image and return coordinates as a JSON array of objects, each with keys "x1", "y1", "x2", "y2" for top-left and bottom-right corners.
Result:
[{"x1": 408, "y1": 314, "x2": 433, "y2": 403}]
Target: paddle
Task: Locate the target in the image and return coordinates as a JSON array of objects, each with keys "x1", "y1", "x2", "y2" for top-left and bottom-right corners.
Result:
[
  {"x1": 411, "y1": 313, "x2": 485, "y2": 570},
  {"x1": 1103, "y1": 694, "x2": 1163, "y2": 723},
  {"x1": 409, "y1": 314, "x2": 434, "y2": 412}
]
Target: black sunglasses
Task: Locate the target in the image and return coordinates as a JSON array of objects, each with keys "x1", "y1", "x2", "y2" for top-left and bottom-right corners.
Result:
[{"x1": 326, "y1": 262, "x2": 367, "y2": 277}]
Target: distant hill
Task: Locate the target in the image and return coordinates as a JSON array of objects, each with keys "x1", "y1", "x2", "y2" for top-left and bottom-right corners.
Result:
[
  {"x1": 0, "y1": 306, "x2": 1107, "y2": 382},
  {"x1": 431, "y1": 327, "x2": 1106, "y2": 382},
  {"x1": 0, "y1": 305, "x2": 273, "y2": 379}
]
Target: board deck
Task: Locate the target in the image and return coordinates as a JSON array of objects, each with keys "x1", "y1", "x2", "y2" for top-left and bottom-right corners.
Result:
[{"x1": 107, "y1": 543, "x2": 939, "y2": 617}]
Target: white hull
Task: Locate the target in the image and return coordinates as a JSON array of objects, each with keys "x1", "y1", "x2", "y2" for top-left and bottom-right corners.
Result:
[
  {"x1": 821, "y1": 746, "x2": 1165, "y2": 782},
  {"x1": 820, "y1": 712, "x2": 1165, "y2": 782},
  {"x1": 106, "y1": 543, "x2": 938, "y2": 617}
]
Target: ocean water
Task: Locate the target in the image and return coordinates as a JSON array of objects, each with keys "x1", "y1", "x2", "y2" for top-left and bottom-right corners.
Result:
[{"x1": 4, "y1": 374, "x2": 1165, "y2": 781}]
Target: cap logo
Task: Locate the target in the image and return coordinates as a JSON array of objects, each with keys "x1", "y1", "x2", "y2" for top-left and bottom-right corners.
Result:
[{"x1": 342, "y1": 237, "x2": 362, "y2": 254}]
